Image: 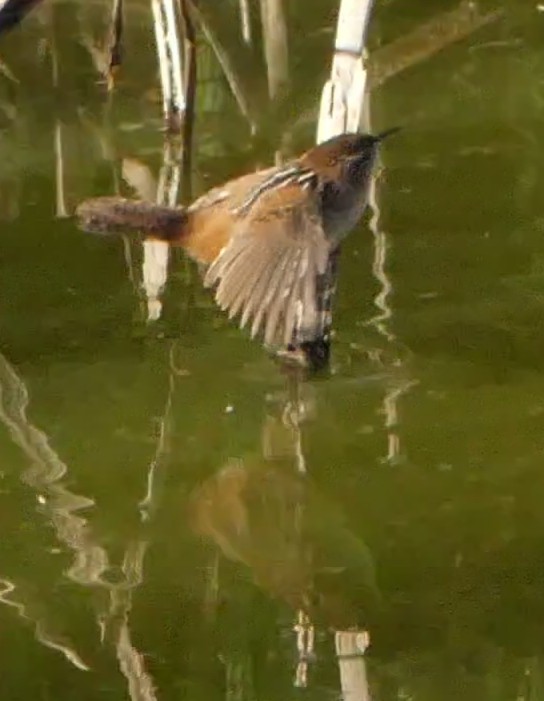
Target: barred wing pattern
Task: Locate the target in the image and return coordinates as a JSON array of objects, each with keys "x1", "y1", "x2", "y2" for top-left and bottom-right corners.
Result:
[{"x1": 204, "y1": 182, "x2": 331, "y2": 347}]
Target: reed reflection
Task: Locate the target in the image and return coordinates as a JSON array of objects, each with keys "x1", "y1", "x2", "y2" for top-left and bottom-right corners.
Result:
[
  {"x1": 0, "y1": 350, "x2": 172, "y2": 699},
  {"x1": 0, "y1": 334, "x2": 384, "y2": 699}
]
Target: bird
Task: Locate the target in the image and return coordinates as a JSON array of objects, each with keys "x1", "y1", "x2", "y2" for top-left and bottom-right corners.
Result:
[{"x1": 77, "y1": 128, "x2": 398, "y2": 353}]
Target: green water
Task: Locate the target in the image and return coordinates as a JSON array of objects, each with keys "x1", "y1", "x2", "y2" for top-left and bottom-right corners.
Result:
[{"x1": 1, "y1": 0, "x2": 544, "y2": 698}]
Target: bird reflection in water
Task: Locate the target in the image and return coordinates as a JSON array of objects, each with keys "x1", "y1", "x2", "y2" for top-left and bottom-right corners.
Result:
[{"x1": 189, "y1": 372, "x2": 380, "y2": 696}]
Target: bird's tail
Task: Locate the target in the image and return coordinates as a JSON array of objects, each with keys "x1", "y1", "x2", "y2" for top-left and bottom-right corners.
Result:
[{"x1": 76, "y1": 197, "x2": 187, "y2": 241}]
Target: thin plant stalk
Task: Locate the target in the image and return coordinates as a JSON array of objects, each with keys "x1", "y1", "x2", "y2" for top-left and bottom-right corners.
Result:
[
  {"x1": 316, "y1": 0, "x2": 374, "y2": 142},
  {"x1": 78, "y1": 0, "x2": 124, "y2": 89},
  {"x1": 157, "y1": 138, "x2": 182, "y2": 208},
  {"x1": 259, "y1": 0, "x2": 289, "y2": 99},
  {"x1": 107, "y1": 0, "x2": 124, "y2": 90},
  {"x1": 54, "y1": 121, "x2": 68, "y2": 218},
  {"x1": 151, "y1": 0, "x2": 185, "y2": 132},
  {"x1": 142, "y1": 237, "x2": 171, "y2": 322},
  {"x1": 238, "y1": 0, "x2": 252, "y2": 45},
  {"x1": 179, "y1": 0, "x2": 197, "y2": 194},
  {"x1": 50, "y1": 22, "x2": 68, "y2": 218},
  {"x1": 144, "y1": 0, "x2": 193, "y2": 319},
  {"x1": 189, "y1": 1, "x2": 256, "y2": 132},
  {"x1": 162, "y1": 0, "x2": 185, "y2": 116}
]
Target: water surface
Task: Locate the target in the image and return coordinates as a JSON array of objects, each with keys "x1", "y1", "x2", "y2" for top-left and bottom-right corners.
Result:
[{"x1": 1, "y1": 1, "x2": 544, "y2": 699}]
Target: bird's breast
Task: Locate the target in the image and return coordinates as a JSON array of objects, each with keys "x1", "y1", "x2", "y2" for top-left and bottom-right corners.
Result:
[{"x1": 321, "y1": 181, "x2": 372, "y2": 243}]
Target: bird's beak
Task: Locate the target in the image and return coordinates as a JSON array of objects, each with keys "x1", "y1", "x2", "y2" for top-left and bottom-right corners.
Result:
[{"x1": 376, "y1": 126, "x2": 402, "y2": 142}]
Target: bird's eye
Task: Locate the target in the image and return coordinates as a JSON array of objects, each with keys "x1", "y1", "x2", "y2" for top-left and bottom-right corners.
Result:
[{"x1": 346, "y1": 153, "x2": 371, "y2": 175}]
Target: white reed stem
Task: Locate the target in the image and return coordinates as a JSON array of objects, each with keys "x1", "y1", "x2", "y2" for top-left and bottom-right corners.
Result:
[
  {"x1": 317, "y1": 0, "x2": 374, "y2": 142},
  {"x1": 151, "y1": 0, "x2": 185, "y2": 130},
  {"x1": 239, "y1": 0, "x2": 252, "y2": 45},
  {"x1": 335, "y1": 631, "x2": 371, "y2": 701}
]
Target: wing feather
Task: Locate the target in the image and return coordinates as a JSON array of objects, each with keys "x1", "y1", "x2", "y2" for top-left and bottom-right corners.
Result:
[{"x1": 203, "y1": 184, "x2": 331, "y2": 346}]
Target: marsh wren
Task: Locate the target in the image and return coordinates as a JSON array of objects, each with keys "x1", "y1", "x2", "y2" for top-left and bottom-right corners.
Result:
[{"x1": 77, "y1": 129, "x2": 398, "y2": 350}]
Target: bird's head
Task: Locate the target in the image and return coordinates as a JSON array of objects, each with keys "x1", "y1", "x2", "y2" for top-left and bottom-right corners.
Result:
[{"x1": 309, "y1": 127, "x2": 400, "y2": 186}]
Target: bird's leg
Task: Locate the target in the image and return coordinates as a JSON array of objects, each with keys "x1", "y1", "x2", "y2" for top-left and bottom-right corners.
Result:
[{"x1": 298, "y1": 246, "x2": 340, "y2": 371}]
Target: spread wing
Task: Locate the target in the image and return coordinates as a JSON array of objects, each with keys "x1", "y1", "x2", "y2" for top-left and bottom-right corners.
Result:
[{"x1": 203, "y1": 184, "x2": 331, "y2": 347}]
